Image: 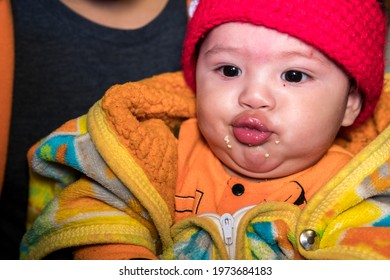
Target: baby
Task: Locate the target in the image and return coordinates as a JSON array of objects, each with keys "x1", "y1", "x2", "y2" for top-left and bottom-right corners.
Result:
[
  {"x1": 175, "y1": 0, "x2": 386, "y2": 217},
  {"x1": 21, "y1": 0, "x2": 389, "y2": 260}
]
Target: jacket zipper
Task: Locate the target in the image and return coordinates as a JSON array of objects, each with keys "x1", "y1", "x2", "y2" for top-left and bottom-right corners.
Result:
[
  {"x1": 220, "y1": 213, "x2": 235, "y2": 257},
  {"x1": 199, "y1": 205, "x2": 255, "y2": 259}
]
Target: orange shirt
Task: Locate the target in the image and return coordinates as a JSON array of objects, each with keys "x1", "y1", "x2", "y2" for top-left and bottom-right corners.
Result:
[
  {"x1": 0, "y1": 0, "x2": 14, "y2": 192},
  {"x1": 175, "y1": 119, "x2": 353, "y2": 221}
]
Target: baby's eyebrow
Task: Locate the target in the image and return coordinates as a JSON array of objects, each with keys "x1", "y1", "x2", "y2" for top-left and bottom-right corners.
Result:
[
  {"x1": 203, "y1": 45, "x2": 242, "y2": 57},
  {"x1": 203, "y1": 43, "x2": 332, "y2": 68},
  {"x1": 276, "y1": 49, "x2": 332, "y2": 67}
]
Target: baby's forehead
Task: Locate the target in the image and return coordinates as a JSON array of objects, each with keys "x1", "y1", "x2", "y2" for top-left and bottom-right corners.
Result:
[{"x1": 201, "y1": 22, "x2": 333, "y2": 65}]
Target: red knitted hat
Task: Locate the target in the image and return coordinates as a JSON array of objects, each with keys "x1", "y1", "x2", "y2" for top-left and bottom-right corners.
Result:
[{"x1": 182, "y1": 0, "x2": 387, "y2": 126}]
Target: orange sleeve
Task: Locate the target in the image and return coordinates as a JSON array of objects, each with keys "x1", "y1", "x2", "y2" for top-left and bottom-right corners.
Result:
[
  {"x1": 73, "y1": 244, "x2": 158, "y2": 260},
  {"x1": 0, "y1": 0, "x2": 14, "y2": 193}
]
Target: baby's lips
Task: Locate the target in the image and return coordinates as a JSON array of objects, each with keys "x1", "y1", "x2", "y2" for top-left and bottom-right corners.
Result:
[{"x1": 232, "y1": 115, "x2": 272, "y2": 146}]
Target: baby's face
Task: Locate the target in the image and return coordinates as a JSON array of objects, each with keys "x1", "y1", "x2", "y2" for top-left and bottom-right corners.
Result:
[{"x1": 195, "y1": 22, "x2": 361, "y2": 180}]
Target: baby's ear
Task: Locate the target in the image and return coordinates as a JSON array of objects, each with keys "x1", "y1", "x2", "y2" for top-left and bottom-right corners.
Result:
[{"x1": 341, "y1": 85, "x2": 363, "y2": 127}]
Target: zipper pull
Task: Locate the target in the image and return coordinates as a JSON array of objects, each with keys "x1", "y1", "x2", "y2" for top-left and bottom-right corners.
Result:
[{"x1": 220, "y1": 213, "x2": 234, "y2": 245}]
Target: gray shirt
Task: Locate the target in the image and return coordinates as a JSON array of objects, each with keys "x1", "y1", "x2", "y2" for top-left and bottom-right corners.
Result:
[{"x1": 0, "y1": 0, "x2": 187, "y2": 259}]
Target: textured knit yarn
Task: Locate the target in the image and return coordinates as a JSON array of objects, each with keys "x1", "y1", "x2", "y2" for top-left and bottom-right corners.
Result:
[{"x1": 182, "y1": 0, "x2": 387, "y2": 126}]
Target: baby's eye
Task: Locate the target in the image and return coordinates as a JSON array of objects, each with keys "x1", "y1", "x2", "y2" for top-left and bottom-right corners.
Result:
[
  {"x1": 218, "y1": 65, "x2": 242, "y2": 77},
  {"x1": 281, "y1": 70, "x2": 309, "y2": 83}
]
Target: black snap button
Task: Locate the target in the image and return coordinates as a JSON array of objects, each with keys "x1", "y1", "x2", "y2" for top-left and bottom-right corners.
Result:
[{"x1": 232, "y1": 183, "x2": 245, "y2": 196}]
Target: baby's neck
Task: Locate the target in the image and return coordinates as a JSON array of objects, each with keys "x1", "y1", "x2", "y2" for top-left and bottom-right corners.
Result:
[
  {"x1": 60, "y1": 0, "x2": 169, "y2": 29},
  {"x1": 222, "y1": 164, "x2": 272, "y2": 183}
]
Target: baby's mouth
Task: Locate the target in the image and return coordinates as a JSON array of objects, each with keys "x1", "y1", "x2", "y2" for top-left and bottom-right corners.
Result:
[{"x1": 232, "y1": 116, "x2": 272, "y2": 146}]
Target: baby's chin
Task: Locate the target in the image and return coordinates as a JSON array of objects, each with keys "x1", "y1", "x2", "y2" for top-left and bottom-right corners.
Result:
[
  {"x1": 221, "y1": 161, "x2": 286, "y2": 182},
  {"x1": 222, "y1": 156, "x2": 316, "y2": 182}
]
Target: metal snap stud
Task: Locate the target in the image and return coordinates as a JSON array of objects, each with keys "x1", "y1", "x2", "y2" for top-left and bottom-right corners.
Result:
[{"x1": 299, "y1": 229, "x2": 318, "y2": 251}]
